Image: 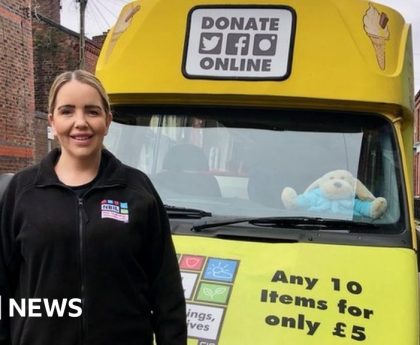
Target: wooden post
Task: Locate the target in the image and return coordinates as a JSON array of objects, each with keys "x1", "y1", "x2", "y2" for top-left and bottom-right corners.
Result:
[{"x1": 79, "y1": 0, "x2": 88, "y2": 69}]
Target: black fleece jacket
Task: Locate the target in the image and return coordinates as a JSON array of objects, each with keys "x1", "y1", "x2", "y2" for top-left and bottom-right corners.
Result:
[{"x1": 0, "y1": 149, "x2": 187, "y2": 345}]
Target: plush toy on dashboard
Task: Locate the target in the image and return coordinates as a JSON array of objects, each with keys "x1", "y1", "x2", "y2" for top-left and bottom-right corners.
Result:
[{"x1": 281, "y1": 170, "x2": 387, "y2": 219}]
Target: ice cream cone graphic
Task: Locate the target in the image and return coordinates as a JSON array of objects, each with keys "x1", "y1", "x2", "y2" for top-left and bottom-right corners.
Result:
[
  {"x1": 368, "y1": 34, "x2": 386, "y2": 69},
  {"x1": 363, "y1": 4, "x2": 390, "y2": 70},
  {"x1": 105, "y1": 3, "x2": 140, "y2": 62}
]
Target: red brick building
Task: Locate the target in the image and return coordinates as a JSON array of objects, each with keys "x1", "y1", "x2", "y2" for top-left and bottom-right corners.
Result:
[
  {"x1": 0, "y1": 0, "x2": 103, "y2": 173},
  {"x1": 0, "y1": 0, "x2": 35, "y2": 172}
]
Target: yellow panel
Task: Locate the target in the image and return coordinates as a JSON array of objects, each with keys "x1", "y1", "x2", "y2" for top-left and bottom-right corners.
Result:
[
  {"x1": 174, "y1": 236, "x2": 419, "y2": 345},
  {"x1": 96, "y1": 0, "x2": 413, "y2": 116}
]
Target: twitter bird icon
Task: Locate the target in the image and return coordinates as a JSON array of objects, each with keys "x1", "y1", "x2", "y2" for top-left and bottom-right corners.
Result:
[{"x1": 199, "y1": 33, "x2": 223, "y2": 54}]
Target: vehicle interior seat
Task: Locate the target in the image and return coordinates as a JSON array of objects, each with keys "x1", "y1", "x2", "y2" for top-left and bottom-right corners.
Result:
[
  {"x1": 247, "y1": 167, "x2": 288, "y2": 208},
  {"x1": 154, "y1": 144, "x2": 222, "y2": 197}
]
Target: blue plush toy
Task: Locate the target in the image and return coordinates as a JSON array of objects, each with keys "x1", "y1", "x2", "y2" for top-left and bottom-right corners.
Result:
[{"x1": 281, "y1": 170, "x2": 387, "y2": 219}]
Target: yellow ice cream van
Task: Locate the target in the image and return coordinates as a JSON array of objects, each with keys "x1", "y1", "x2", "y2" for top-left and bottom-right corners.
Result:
[{"x1": 96, "y1": 0, "x2": 419, "y2": 343}]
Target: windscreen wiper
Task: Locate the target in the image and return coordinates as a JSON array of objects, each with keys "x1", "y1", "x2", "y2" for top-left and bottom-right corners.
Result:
[
  {"x1": 191, "y1": 216, "x2": 379, "y2": 232},
  {"x1": 164, "y1": 204, "x2": 212, "y2": 218}
]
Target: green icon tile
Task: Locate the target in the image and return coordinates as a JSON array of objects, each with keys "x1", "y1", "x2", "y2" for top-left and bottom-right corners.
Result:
[{"x1": 196, "y1": 282, "x2": 230, "y2": 304}]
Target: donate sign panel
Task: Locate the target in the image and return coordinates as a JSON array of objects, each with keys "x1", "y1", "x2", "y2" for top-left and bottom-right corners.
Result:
[{"x1": 183, "y1": 7, "x2": 296, "y2": 80}]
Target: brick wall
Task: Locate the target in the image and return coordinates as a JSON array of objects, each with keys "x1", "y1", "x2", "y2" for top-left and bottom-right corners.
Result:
[
  {"x1": 0, "y1": 0, "x2": 105, "y2": 172},
  {"x1": 0, "y1": 0, "x2": 35, "y2": 173},
  {"x1": 33, "y1": 0, "x2": 60, "y2": 22},
  {"x1": 92, "y1": 33, "x2": 107, "y2": 47}
]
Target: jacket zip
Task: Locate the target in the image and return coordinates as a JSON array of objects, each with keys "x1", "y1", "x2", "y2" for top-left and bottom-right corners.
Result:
[
  {"x1": 36, "y1": 183, "x2": 122, "y2": 345},
  {"x1": 78, "y1": 198, "x2": 87, "y2": 345}
]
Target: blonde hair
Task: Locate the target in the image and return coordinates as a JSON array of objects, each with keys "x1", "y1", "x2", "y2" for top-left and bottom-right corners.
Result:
[{"x1": 48, "y1": 70, "x2": 111, "y2": 114}]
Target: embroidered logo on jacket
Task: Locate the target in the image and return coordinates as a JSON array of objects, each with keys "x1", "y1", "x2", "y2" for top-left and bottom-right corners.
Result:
[{"x1": 100, "y1": 200, "x2": 129, "y2": 223}]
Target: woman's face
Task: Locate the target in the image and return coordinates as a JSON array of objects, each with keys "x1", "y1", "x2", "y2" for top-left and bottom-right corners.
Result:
[{"x1": 49, "y1": 79, "x2": 112, "y2": 161}]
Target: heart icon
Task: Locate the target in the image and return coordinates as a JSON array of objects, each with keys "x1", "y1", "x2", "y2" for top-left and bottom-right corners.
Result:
[
  {"x1": 186, "y1": 258, "x2": 199, "y2": 268},
  {"x1": 185, "y1": 257, "x2": 201, "y2": 268}
]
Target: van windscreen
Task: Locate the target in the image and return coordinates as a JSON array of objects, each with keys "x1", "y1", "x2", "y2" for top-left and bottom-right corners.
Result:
[{"x1": 105, "y1": 106, "x2": 406, "y2": 235}]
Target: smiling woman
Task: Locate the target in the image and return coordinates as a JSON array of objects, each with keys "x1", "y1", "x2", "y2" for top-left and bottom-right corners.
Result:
[
  {"x1": 48, "y1": 71, "x2": 112, "y2": 185},
  {"x1": 0, "y1": 70, "x2": 187, "y2": 345}
]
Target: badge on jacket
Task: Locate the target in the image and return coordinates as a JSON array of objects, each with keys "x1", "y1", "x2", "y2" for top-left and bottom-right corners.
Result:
[{"x1": 100, "y1": 200, "x2": 129, "y2": 223}]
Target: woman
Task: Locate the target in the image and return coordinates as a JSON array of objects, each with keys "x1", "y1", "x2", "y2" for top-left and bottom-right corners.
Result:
[{"x1": 0, "y1": 70, "x2": 187, "y2": 345}]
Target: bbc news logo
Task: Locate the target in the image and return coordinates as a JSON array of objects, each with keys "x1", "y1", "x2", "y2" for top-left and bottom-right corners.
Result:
[
  {"x1": 0, "y1": 296, "x2": 82, "y2": 318},
  {"x1": 184, "y1": 7, "x2": 295, "y2": 79}
]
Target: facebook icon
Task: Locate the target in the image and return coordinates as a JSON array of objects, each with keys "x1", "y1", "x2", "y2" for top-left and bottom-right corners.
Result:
[{"x1": 226, "y1": 34, "x2": 250, "y2": 55}]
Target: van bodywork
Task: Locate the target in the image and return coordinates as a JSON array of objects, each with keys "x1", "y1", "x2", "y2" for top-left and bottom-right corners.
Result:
[{"x1": 96, "y1": 0, "x2": 419, "y2": 343}]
